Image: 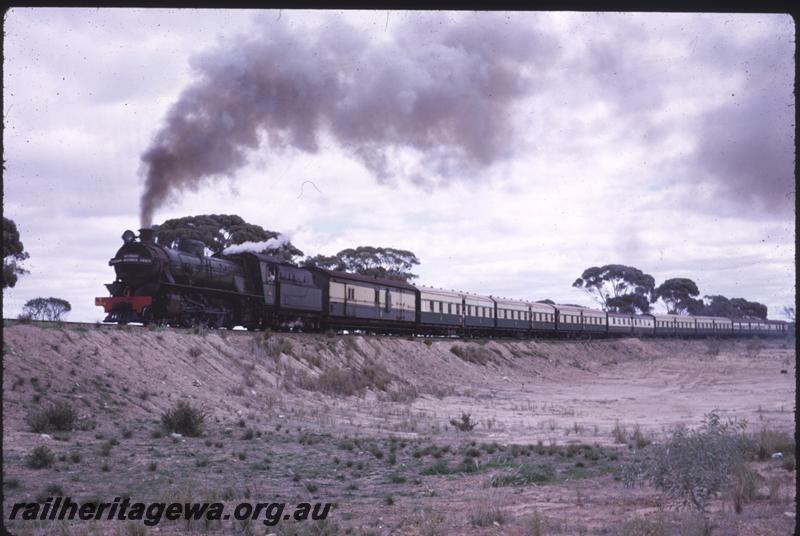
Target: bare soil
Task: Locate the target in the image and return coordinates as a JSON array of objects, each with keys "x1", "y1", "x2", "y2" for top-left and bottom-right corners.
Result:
[{"x1": 2, "y1": 322, "x2": 796, "y2": 535}]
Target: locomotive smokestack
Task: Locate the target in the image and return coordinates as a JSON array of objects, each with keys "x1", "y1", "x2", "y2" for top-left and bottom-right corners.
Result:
[{"x1": 139, "y1": 228, "x2": 155, "y2": 243}]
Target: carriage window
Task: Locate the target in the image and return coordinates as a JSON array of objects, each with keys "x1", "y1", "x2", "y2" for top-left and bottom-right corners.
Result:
[
  {"x1": 375, "y1": 289, "x2": 380, "y2": 305},
  {"x1": 430, "y1": 300, "x2": 435, "y2": 312}
]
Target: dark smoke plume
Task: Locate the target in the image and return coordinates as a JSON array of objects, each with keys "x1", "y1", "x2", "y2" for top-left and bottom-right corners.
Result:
[{"x1": 140, "y1": 14, "x2": 556, "y2": 226}]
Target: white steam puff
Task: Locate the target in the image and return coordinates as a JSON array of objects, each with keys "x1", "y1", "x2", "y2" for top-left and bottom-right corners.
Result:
[{"x1": 222, "y1": 235, "x2": 291, "y2": 256}]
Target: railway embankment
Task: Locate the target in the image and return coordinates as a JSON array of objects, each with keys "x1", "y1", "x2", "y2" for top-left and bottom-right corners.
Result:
[{"x1": 3, "y1": 321, "x2": 794, "y2": 442}]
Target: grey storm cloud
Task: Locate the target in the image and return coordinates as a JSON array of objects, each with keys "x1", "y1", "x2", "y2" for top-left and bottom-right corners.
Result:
[
  {"x1": 565, "y1": 14, "x2": 794, "y2": 218},
  {"x1": 690, "y1": 33, "x2": 795, "y2": 215},
  {"x1": 139, "y1": 13, "x2": 558, "y2": 226}
]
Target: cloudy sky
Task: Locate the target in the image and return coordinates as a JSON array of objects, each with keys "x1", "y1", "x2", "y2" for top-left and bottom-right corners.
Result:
[{"x1": 3, "y1": 9, "x2": 795, "y2": 322}]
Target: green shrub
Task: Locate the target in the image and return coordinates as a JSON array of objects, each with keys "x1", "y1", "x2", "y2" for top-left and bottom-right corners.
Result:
[
  {"x1": 421, "y1": 460, "x2": 451, "y2": 475},
  {"x1": 617, "y1": 516, "x2": 667, "y2": 536},
  {"x1": 753, "y1": 428, "x2": 795, "y2": 459},
  {"x1": 450, "y1": 412, "x2": 477, "y2": 432},
  {"x1": 27, "y1": 402, "x2": 77, "y2": 433},
  {"x1": 160, "y1": 400, "x2": 206, "y2": 437},
  {"x1": 469, "y1": 503, "x2": 507, "y2": 527},
  {"x1": 26, "y1": 446, "x2": 55, "y2": 469},
  {"x1": 490, "y1": 463, "x2": 554, "y2": 487},
  {"x1": 623, "y1": 412, "x2": 751, "y2": 511},
  {"x1": 450, "y1": 345, "x2": 492, "y2": 365}
]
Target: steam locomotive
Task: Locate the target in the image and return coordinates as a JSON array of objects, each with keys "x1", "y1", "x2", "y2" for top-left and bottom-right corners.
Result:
[{"x1": 96, "y1": 229, "x2": 790, "y2": 338}]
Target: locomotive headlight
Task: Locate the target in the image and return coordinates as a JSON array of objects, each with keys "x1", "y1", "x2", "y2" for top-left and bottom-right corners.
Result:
[{"x1": 122, "y1": 230, "x2": 136, "y2": 244}]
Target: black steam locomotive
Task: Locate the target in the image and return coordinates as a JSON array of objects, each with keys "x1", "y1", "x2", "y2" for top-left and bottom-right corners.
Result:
[{"x1": 96, "y1": 229, "x2": 789, "y2": 338}]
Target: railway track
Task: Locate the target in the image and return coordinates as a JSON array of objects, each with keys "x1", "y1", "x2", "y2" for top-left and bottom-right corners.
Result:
[{"x1": 4, "y1": 318, "x2": 788, "y2": 343}]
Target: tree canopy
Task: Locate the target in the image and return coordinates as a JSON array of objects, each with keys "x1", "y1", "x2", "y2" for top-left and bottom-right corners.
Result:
[
  {"x1": 152, "y1": 214, "x2": 303, "y2": 261},
  {"x1": 697, "y1": 295, "x2": 768, "y2": 319},
  {"x1": 304, "y1": 246, "x2": 420, "y2": 282},
  {"x1": 20, "y1": 297, "x2": 71, "y2": 321},
  {"x1": 572, "y1": 264, "x2": 655, "y2": 314},
  {"x1": 652, "y1": 278, "x2": 701, "y2": 315},
  {"x1": 3, "y1": 217, "x2": 29, "y2": 289}
]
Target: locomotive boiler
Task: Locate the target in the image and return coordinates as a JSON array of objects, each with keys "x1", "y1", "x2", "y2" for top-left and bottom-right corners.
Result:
[{"x1": 96, "y1": 229, "x2": 255, "y2": 327}]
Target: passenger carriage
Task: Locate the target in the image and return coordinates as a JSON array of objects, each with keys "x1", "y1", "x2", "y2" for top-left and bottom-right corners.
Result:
[
  {"x1": 653, "y1": 314, "x2": 677, "y2": 336},
  {"x1": 607, "y1": 312, "x2": 633, "y2": 335},
  {"x1": 581, "y1": 307, "x2": 607, "y2": 334},
  {"x1": 765, "y1": 320, "x2": 788, "y2": 336},
  {"x1": 674, "y1": 316, "x2": 696, "y2": 336},
  {"x1": 323, "y1": 270, "x2": 417, "y2": 331},
  {"x1": 493, "y1": 296, "x2": 531, "y2": 334},
  {"x1": 632, "y1": 315, "x2": 655, "y2": 336},
  {"x1": 732, "y1": 318, "x2": 750, "y2": 335},
  {"x1": 530, "y1": 302, "x2": 556, "y2": 333},
  {"x1": 712, "y1": 316, "x2": 733, "y2": 336},
  {"x1": 462, "y1": 291, "x2": 495, "y2": 333},
  {"x1": 554, "y1": 304, "x2": 585, "y2": 334},
  {"x1": 693, "y1": 316, "x2": 717, "y2": 336},
  {"x1": 418, "y1": 286, "x2": 463, "y2": 334}
]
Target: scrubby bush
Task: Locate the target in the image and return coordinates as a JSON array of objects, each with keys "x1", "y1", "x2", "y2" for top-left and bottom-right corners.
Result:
[
  {"x1": 450, "y1": 344, "x2": 492, "y2": 365},
  {"x1": 617, "y1": 516, "x2": 667, "y2": 536},
  {"x1": 27, "y1": 402, "x2": 77, "y2": 433},
  {"x1": 469, "y1": 503, "x2": 507, "y2": 527},
  {"x1": 315, "y1": 361, "x2": 396, "y2": 397},
  {"x1": 753, "y1": 428, "x2": 795, "y2": 460},
  {"x1": 160, "y1": 400, "x2": 206, "y2": 437},
  {"x1": 26, "y1": 446, "x2": 55, "y2": 469},
  {"x1": 450, "y1": 412, "x2": 477, "y2": 432},
  {"x1": 623, "y1": 412, "x2": 751, "y2": 511},
  {"x1": 490, "y1": 463, "x2": 554, "y2": 487}
]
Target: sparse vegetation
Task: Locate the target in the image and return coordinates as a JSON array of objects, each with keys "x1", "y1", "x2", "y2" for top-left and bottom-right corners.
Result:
[
  {"x1": 469, "y1": 502, "x2": 507, "y2": 527},
  {"x1": 490, "y1": 463, "x2": 554, "y2": 487},
  {"x1": 315, "y1": 360, "x2": 395, "y2": 396},
  {"x1": 632, "y1": 424, "x2": 651, "y2": 449},
  {"x1": 27, "y1": 401, "x2": 77, "y2": 433},
  {"x1": 450, "y1": 344, "x2": 492, "y2": 365},
  {"x1": 623, "y1": 412, "x2": 751, "y2": 511},
  {"x1": 617, "y1": 516, "x2": 668, "y2": 536},
  {"x1": 26, "y1": 445, "x2": 55, "y2": 469},
  {"x1": 612, "y1": 421, "x2": 627, "y2": 444},
  {"x1": 160, "y1": 400, "x2": 206, "y2": 437},
  {"x1": 449, "y1": 412, "x2": 477, "y2": 432}
]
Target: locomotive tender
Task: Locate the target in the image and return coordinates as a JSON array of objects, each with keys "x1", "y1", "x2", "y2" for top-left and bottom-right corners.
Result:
[{"x1": 96, "y1": 229, "x2": 789, "y2": 338}]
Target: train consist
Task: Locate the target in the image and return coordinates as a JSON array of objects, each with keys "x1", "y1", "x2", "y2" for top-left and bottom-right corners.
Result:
[{"x1": 96, "y1": 229, "x2": 789, "y2": 338}]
